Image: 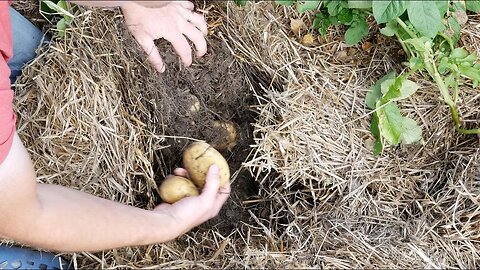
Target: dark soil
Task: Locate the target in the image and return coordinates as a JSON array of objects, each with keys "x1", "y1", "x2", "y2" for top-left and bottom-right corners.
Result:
[{"x1": 127, "y1": 36, "x2": 261, "y2": 232}]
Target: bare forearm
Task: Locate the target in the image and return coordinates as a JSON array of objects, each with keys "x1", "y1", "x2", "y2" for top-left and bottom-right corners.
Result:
[
  {"x1": 0, "y1": 134, "x2": 226, "y2": 253},
  {"x1": 0, "y1": 135, "x2": 181, "y2": 252},
  {"x1": 5, "y1": 183, "x2": 180, "y2": 252},
  {"x1": 68, "y1": 1, "x2": 171, "y2": 8}
]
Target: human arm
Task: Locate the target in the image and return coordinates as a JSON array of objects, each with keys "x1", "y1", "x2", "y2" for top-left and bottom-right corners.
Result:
[
  {"x1": 68, "y1": 1, "x2": 170, "y2": 8},
  {"x1": 0, "y1": 133, "x2": 230, "y2": 252},
  {"x1": 69, "y1": 1, "x2": 208, "y2": 73}
]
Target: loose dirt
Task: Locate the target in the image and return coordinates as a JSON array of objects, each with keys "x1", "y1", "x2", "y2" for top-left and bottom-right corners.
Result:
[{"x1": 122, "y1": 36, "x2": 261, "y2": 231}]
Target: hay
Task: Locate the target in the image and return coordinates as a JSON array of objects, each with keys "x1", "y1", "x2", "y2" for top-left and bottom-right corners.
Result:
[
  {"x1": 6, "y1": 1, "x2": 480, "y2": 268},
  {"x1": 224, "y1": 2, "x2": 480, "y2": 268},
  {"x1": 10, "y1": 4, "x2": 279, "y2": 269}
]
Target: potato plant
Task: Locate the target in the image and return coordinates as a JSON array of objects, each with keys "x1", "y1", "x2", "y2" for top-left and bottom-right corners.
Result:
[{"x1": 236, "y1": 0, "x2": 480, "y2": 155}]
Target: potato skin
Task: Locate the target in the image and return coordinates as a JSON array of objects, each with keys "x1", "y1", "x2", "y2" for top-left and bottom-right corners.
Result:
[
  {"x1": 211, "y1": 121, "x2": 237, "y2": 150},
  {"x1": 159, "y1": 176, "x2": 199, "y2": 204},
  {"x1": 183, "y1": 142, "x2": 230, "y2": 188}
]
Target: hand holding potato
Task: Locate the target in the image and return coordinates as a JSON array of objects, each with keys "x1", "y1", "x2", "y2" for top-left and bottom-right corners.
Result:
[{"x1": 154, "y1": 165, "x2": 230, "y2": 235}]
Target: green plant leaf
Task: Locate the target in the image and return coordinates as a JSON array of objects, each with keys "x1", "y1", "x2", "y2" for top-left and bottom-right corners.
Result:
[
  {"x1": 235, "y1": 0, "x2": 248, "y2": 6},
  {"x1": 276, "y1": 0, "x2": 294, "y2": 6},
  {"x1": 447, "y1": 16, "x2": 462, "y2": 44},
  {"x1": 466, "y1": 0, "x2": 480, "y2": 13},
  {"x1": 372, "y1": 0, "x2": 408, "y2": 23},
  {"x1": 57, "y1": 0, "x2": 67, "y2": 10},
  {"x1": 373, "y1": 138, "x2": 383, "y2": 155},
  {"x1": 326, "y1": 1, "x2": 342, "y2": 16},
  {"x1": 371, "y1": 112, "x2": 381, "y2": 138},
  {"x1": 407, "y1": 1, "x2": 443, "y2": 38},
  {"x1": 338, "y1": 8, "x2": 354, "y2": 24},
  {"x1": 409, "y1": 56, "x2": 425, "y2": 69},
  {"x1": 370, "y1": 113, "x2": 383, "y2": 155},
  {"x1": 297, "y1": 0, "x2": 320, "y2": 13},
  {"x1": 435, "y1": 0, "x2": 449, "y2": 17},
  {"x1": 400, "y1": 117, "x2": 422, "y2": 144},
  {"x1": 383, "y1": 79, "x2": 420, "y2": 101},
  {"x1": 380, "y1": 20, "x2": 399, "y2": 36},
  {"x1": 377, "y1": 102, "x2": 404, "y2": 145},
  {"x1": 404, "y1": 37, "x2": 430, "y2": 52},
  {"x1": 56, "y1": 17, "x2": 66, "y2": 38},
  {"x1": 345, "y1": 19, "x2": 368, "y2": 45},
  {"x1": 377, "y1": 102, "x2": 422, "y2": 146},
  {"x1": 458, "y1": 65, "x2": 480, "y2": 81},
  {"x1": 450, "y1": 47, "x2": 469, "y2": 59},
  {"x1": 43, "y1": 0, "x2": 74, "y2": 18},
  {"x1": 348, "y1": 0, "x2": 372, "y2": 9},
  {"x1": 313, "y1": 12, "x2": 331, "y2": 35},
  {"x1": 366, "y1": 71, "x2": 396, "y2": 109}
]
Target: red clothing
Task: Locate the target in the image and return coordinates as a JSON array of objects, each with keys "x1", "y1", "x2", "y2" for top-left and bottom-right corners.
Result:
[{"x1": 0, "y1": 1, "x2": 16, "y2": 165}]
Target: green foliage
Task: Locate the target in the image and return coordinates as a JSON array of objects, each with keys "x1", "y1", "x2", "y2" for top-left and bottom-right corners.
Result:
[
  {"x1": 372, "y1": 0, "x2": 407, "y2": 23},
  {"x1": 234, "y1": 0, "x2": 248, "y2": 6},
  {"x1": 407, "y1": 1, "x2": 444, "y2": 38},
  {"x1": 40, "y1": 0, "x2": 74, "y2": 38},
  {"x1": 297, "y1": 0, "x2": 321, "y2": 13},
  {"x1": 345, "y1": 19, "x2": 368, "y2": 45},
  {"x1": 238, "y1": 0, "x2": 480, "y2": 154},
  {"x1": 311, "y1": 1, "x2": 370, "y2": 45},
  {"x1": 466, "y1": 0, "x2": 480, "y2": 12}
]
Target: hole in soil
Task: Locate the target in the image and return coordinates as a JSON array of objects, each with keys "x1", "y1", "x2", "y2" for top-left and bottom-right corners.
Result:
[{"x1": 131, "y1": 36, "x2": 265, "y2": 232}]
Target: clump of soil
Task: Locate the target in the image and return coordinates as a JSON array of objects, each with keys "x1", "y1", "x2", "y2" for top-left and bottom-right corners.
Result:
[{"x1": 124, "y1": 36, "x2": 260, "y2": 231}]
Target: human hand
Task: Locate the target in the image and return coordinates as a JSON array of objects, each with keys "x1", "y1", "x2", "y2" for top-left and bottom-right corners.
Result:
[
  {"x1": 154, "y1": 165, "x2": 230, "y2": 236},
  {"x1": 121, "y1": 1, "x2": 208, "y2": 73}
]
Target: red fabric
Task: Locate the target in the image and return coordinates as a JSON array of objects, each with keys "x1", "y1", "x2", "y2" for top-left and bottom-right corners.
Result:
[{"x1": 0, "y1": 1, "x2": 16, "y2": 165}]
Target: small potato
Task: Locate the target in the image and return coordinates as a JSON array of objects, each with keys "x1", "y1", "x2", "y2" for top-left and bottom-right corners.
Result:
[
  {"x1": 183, "y1": 94, "x2": 200, "y2": 116},
  {"x1": 183, "y1": 142, "x2": 230, "y2": 188},
  {"x1": 211, "y1": 121, "x2": 237, "y2": 150},
  {"x1": 159, "y1": 176, "x2": 199, "y2": 204}
]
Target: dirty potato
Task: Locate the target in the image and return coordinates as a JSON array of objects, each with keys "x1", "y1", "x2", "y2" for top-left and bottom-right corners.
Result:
[
  {"x1": 183, "y1": 142, "x2": 230, "y2": 188},
  {"x1": 159, "y1": 176, "x2": 199, "y2": 204}
]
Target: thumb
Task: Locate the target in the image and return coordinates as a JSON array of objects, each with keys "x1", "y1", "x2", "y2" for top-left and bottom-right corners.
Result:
[{"x1": 200, "y1": 165, "x2": 220, "y2": 200}]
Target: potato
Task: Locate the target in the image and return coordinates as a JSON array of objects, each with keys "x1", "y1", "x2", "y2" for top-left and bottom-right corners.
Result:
[
  {"x1": 159, "y1": 176, "x2": 199, "y2": 204},
  {"x1": 211, "y1": 121, "x2": 237, "y2": 150},
  {"x1": 183, "y1": 142, "x2": 230, "y2": 188},
  {"x1": 183, "y1": 94, "x2": 200, "y2": 116}
]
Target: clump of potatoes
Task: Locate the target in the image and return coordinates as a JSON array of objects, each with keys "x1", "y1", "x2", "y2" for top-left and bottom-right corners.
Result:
[{"x1": 159, "y1": 142, "x2": 230, "y2": 204}]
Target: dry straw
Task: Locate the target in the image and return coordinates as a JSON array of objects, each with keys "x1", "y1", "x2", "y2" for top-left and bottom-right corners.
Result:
[
  {"x1": 4, "y1": 1, "x2": 480, "y2": 269},
  {"x1": 224, "y1": 2, "x2": 480, "y2": 268}
]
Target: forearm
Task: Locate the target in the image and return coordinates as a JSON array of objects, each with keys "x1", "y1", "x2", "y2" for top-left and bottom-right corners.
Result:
[
  {"x1": 0, "y1": 134, "x2": 183, "y2": 252},
  {"x1": 68, "y1": 1, "x2": 171, "y2": 8},
  {"x1": 8, "y1": 184, "x2": 179, "y2": 252}
]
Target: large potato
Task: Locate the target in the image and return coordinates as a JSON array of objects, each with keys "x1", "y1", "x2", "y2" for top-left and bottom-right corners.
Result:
[
  {"x1": 159, "y1": 176, "x2": 199, "y2": 204},
  {"x1": 183, "y1": 142, "x2": 230, "y2": 188}
]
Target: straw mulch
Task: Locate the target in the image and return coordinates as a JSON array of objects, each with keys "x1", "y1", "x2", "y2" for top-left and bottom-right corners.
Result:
[
  {"x1": 225, "y1": 2, "x2": 480, "y2": 268},
  {"x1": 6, "y1": 1, "x2": 480, "y2": 268}
]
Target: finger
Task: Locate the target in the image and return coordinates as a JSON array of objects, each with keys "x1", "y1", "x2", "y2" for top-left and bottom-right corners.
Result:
[
  {"x1": 212, "y1": 182, "x2": 231, "y2": 214},
  {"x1": 189, "y1": 13, "x2": 208, "y2": 36},
  {"x1": 181, "y1": 10, "x2": 208, "y2": 36},
  {"x1": 154, "y1": 203, "x2": 171, "y2": 211},
  {"x1": 164, "y1": 32, "x2": 192, "y2": 66},
  {"x1": 200, "y1": 164, "x2": 221, "y2": 201},
  {"x1": 135, "y1": 34, "x2": 166, "y2": 73},
  {"x1": 178, "y1": 1, "x2": 194, "y2": 10},
  {"x1": 173, "y1": 168, "x2": 190, "y2": 178},
  {"x1": 182, "y1": 23, "x2": 207, "y2": 57}
]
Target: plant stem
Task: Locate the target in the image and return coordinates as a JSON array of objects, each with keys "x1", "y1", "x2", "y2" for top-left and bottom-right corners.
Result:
[
  {"x1": 427, "y1": 57, "x2": 480, "y2": 134},
  {"x1": 395, "y1": 33, "x2": 411, "y2": 58},
  {"x1": 396, "y1": 17, "x2": 416, "y2": 39},
  {"x1": 437, "y1": 32, "x2": 454, "y2": 52}
]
